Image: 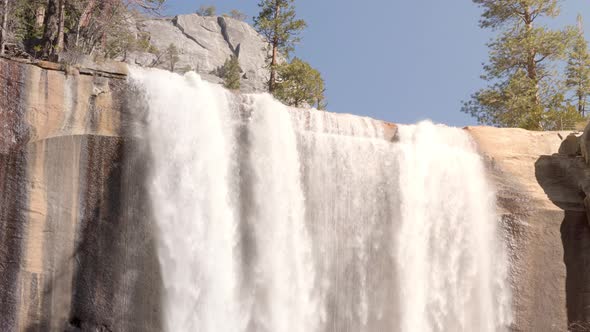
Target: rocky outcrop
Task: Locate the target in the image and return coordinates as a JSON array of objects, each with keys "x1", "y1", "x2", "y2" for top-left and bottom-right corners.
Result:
[
  {"x1": 467, "y1": 127, "x2": 573, "y2": 331},
  {"x1": 0, "y1": 57, "x2": 161, "y2": 331},
  {"x1": 467, "y1": 126, "x2": 590, "y2": 331},
  {"x1": 128, "y1": 14, "x2": 270, "y2": 92},
  {"x1": 2, "y1": 55, "x2": 590, "y2": 331}
]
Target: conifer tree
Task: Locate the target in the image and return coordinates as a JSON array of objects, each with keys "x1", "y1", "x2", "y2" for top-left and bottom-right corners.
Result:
[
  {"x1": 565, "y1": 14, "x2": 590, "y2": 116},
  {"x1": 463, "y1": 0, "x2": 576, "y2": 130},
  {"x1": 219, "y1": 55, "x2": 241, "y2": 90},
  {"x1": 254, "y1": 0, "x2": 306, "y2": 92},
  {"x1": 166, "y1": 43, "x2": 179, "y2": 72},
  {"x1": 274, "y1": 57, "x2": 326, "y2": 109}
]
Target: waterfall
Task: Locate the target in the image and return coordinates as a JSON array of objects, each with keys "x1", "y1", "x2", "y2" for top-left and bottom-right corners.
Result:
[{"x1": 129, "y1": 68, "x2": 512, "y2": 332}]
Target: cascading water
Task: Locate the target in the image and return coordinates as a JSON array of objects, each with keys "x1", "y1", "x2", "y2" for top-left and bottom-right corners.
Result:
[{"x1": 129, "y1": 67, "x2": 512, "y2": 332}]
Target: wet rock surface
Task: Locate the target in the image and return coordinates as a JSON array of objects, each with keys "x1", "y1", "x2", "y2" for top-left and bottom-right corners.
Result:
[{"x1": 1, "y1": 55, "x2": 590, "y2": 330}]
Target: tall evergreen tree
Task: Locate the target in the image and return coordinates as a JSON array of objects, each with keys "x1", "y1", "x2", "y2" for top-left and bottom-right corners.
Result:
[
  {"x1": 254, "y1": 0, "x2": 306, "y2": 92},
  {"x1": 463, "y1": 0, "x2": 575, "y2": 130},
  {"x1": 565, "y1": 14, "x2": 590, "y2": 116}
]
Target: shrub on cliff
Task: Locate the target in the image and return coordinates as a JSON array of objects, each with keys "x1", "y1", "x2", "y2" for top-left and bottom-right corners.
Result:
[
  {"x1": 165, "y1": 43, "x2": 180, "y2": 72},
  {"x1": 196, "y1": 5, "x2": 216, "y2": 17},
  {"x1": 218, "y1": 55, "x2": 242, "y2": 90}
]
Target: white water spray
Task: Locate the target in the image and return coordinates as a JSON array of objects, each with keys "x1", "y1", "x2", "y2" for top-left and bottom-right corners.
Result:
[
  {"x1": 129, "y1": 68, "x2": 512, "y2": 332},
  {"x1": 129, "y1": 69, "x2": 242, "y2": 331}
]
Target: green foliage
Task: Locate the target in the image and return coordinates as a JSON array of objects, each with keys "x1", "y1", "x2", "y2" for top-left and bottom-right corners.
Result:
[
  {"x1": 273, "y1": 57, "x2": 326, "y2": 109},
  {"x1": 464, "y1": 70, "x2": 584, "y2": 130},
  {"x1": 484, "y1": 26, "x2": 571, "y2": 80},
  {"x1": 197, "y1": 5, "x2": 216, "y2": 16},
  {"x1": 565, "y1": 15, "x2": 590, "y2": 115},
  {"x1": 218, "y1": 55, "x2": 241, "y2": 90},
  {"x1": 104, "y1": 29, "x2": 135, "y2": 59},
  {"x1": 463, "y1": 0, "x2": 577, "y2": 130},
  {"x1": 254, "y1": 0, "x2": 306, "y2": 92},
  {"x1": 463, "y1": 70, "x2": 542, "y2": 129},
  {"x1": 135, "y1": 32, "x2": 158, "y2": 53},
  {"x1": 543, "y1": 104, "x2": 585, "y2": 130},
  {"x1": 5, "y1": 0, "x2": 45, "y2": 51},
  {"x1": 1, "y1": 0, "x2": 166, "y2": 59},
  {"x1": 254, "y1": 0, "x2": 306, "y2": 58},
  {"x1": 166, "y1": 43, "x2": 180, "y2": 71},
  {"x1": 229, "y1": 9, "x2": 247, "y2": 21},
  {"x1": 473, "y1": 0, "x2": 560, "y2": 29}
]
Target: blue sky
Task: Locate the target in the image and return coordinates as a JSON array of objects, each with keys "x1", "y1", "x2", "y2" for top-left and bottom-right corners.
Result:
[{"x1": 163, "y1": 1, "x2": 590, "y2": 126}]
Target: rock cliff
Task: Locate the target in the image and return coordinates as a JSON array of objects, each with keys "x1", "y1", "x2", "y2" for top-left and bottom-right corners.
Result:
[
  {"x1": 127, "y1": 14, "x2": 271, "y2": 92},
  {"x1": 0, "y1": 57, "x2": 161, "y2": 331},
  {"x1": 1, "y1": 55, "x2": 589, "y2": 331}
]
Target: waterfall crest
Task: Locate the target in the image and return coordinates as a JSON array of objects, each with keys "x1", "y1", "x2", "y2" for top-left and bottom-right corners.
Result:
[{"x1": 129, "y1": 68, "x2": 512, "y2": 332}]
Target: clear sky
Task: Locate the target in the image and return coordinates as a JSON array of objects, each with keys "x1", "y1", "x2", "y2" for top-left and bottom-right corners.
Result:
[{"x1": 162, "y1": 1, "x2": 590, "y2": 127}]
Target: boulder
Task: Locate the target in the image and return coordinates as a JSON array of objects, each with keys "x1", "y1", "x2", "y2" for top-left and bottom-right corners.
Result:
[
  {"x1": 127, "y1": 14, "x2": 271, "y2": 92},
  {"x1": 558, "y1": 133, "x2": 581, "y2": 156}
]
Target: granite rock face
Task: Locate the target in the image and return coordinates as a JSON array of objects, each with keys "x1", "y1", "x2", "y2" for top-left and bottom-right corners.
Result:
[
  {"x1": 2, "y1": 55, "x2": 590, "y2": 331},
  {"x1": 467, "y1": 126, "x2": 590, "y2": 331},
  {"x1": 128, "y1": 14, "x2": 271, "y2": 92},
  {"x1": 0, "y1": 57, "x2": 161, "y2": 332}
]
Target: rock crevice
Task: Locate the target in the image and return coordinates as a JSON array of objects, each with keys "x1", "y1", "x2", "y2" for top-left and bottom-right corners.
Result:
[{"x1": 171, "y1": 16, "x2": 210, "y2": 51}]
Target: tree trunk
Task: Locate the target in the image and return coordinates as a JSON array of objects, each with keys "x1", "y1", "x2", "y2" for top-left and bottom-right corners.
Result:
[
  {"x1": 35, "y1": 5, "x2": 46, "y2": 28},
  {"x1": 268, "y1": 1, "x2": 280, "y2": 93},
  {"x1": 269, "y1": 41, "x2": 278, "y2": 92},
  {"x1": 56, "y1": 0, "x2": 65, "y2": 52},
  {"x1": 42, "y1": 0, "x2": 61, "y2": 59},
  {"x1": 523, "y1": 8, "x2": 541, "y2": 110},
  {"x1": 76, "y1": 0, "x2": 96, "y2": 46},
  {"x1": 524, "y1": 13, "x2": 537, "y2": 82},
  {"x1": 0, "y1": 0, "x2": 8, "y2": 56}
]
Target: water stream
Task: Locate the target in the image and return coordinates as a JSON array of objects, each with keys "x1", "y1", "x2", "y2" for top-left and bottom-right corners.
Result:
[{"x1": 129, "y1": 68, "x2": 512, "y2": 332}]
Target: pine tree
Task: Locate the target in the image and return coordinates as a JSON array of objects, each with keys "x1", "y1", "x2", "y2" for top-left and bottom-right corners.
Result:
[
  {"x1": 273, "y1": 57, "x2": 326, "y2": 109},
  {"x1": 565, "y1": 14, "x2": 590, "y2": 116},
  {"x1": 254, "y1": 0, "x2": 306, "y2": 92},
  {"x1": 166, "y1": 43, "x2": 179, "y2": 72},
  {"x1": 463, "y1": 0, "x2": 575, "y2": 130},
  {"x1": 219, "y1": 55, "x2": 241, "y2": 90}
]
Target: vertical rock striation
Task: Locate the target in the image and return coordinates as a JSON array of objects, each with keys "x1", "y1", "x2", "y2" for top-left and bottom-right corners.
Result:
[{"x1": 0, "y1": 57, "x2": 161, "y2": 331}]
